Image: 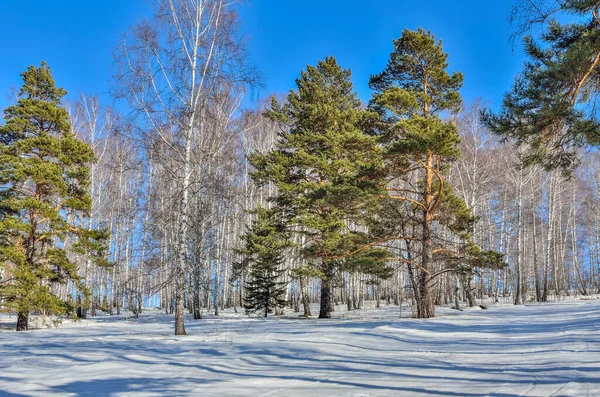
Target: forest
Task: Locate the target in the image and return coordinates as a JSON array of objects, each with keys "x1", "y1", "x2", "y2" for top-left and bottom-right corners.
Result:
[
  {"x1": 1, "y1": 0, "x2": 600, "y2": 338},
  {"x1": 5, "y1": 1, "x2": 600, "y2": 395}
]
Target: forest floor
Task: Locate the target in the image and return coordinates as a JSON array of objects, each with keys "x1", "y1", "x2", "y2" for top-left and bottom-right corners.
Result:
[{"x1": 1, "y1": 297, "x2": 600, "y2": 396}]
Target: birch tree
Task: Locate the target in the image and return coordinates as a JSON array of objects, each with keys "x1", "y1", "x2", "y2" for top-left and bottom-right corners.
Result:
[{"x1": 114, "y1": 0, "x2": 255, "y2": 335}]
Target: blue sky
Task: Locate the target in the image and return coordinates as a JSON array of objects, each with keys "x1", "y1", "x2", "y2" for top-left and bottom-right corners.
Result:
[{"x1": 0, "y1": 0, "x2": 524, "y2": 111}]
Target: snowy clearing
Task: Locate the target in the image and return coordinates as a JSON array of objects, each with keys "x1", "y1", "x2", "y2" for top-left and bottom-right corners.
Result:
[{"x1": 1, "y1": 300, "x2": 600, "y2": 396}]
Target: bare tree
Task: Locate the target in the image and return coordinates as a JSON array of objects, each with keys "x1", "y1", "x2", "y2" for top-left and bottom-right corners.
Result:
[{"x1": 114, "y1": 0, "x2": 257, "y2": 335}]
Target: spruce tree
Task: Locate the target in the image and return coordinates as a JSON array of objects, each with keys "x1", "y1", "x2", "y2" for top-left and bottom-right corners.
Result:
[
  {"x1": 483, "y1": 1, "x2": 600, "y2": 170},
  {"x1": 369, "y1": 29, "x2": 485, "y2": 318},
  {"x1": 251, "y1": 57, "x2": 391, "y2": 319},
  {"x1": 238, "y1": 208, "x2": 289, "y2": 317},
  {"x1": 0, "y1": 62, "x2": 104, "y2": 331}
]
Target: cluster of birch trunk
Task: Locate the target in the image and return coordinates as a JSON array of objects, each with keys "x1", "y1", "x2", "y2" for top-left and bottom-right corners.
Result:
[{"x1": 60, "y1": 92, "x2": 600, "y2": 325}]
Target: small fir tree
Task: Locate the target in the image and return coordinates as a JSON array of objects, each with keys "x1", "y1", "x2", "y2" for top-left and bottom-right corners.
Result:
[
  {"x1": 0, "y1": 62, "x2": 106, "y2": 331},
  {"x1": 238, "y1": 208, "x2": 289, "y2": 317}
]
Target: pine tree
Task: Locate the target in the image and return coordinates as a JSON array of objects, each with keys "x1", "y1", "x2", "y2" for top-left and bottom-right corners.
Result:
[
  {"x1": 483, "y1": 1, "x2": 600, "y2": 170},
  {"x1": 0, "y1": 62, "x2": 105, "y2": 331},
  {"x1": 369, "y1": 29, "x2": 483, "y2": 318},
  {"x1": 237, "y1": 208, "x2": 289, "y2": 317},
  {"x1": 251, "y1": 57, "x2": 391, "y2": 319}
]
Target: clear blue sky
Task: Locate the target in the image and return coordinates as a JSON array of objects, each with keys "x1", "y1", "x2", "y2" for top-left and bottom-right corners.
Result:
[{"x1": 0, "y1": 0, "x2": 524, "y2": 111}]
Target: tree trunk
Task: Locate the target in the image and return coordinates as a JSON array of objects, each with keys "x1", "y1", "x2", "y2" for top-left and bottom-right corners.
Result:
[
  {"x1": 462, "y1": 275, "x2": 476, "y2": 307},
  {"x1": 174, "y1": 111, "x2": 195, "y2": 335},
  {"x1": 418, "y1": 154, "x2": 435, "y2": 319},
  {"x1": 453, "y1": 275, "x2": 461, "y2": 310},
  {"x1": 417, "y1": 270, "x2": 434, "y2": 318},
  {"x1": 16, "y1": 311, "x2": 28, "y2": 331},
  {"x1": 543, "y1": 175, "x2": 555, "y2": 302},
  {"x1": 193, "y1": 270, "x2": 201, "y2": 320},
  {"x1": 175, "y1": 273, "x2": 187, "y2": 335},
  {"x1": 76, "y1": 293, "x2": 86, "y2": 319},
  {"x1": 514, "y1": 175, "x2": 523, "y2": 305},
  {"x1": 300, "y1": 276, "x2": 311, "y2": 317},
  {"x1": 318, "y1": 267, "x2": 332, "y2": 318},
  {"x1": 533, "y1": 209, "x2": 542, "y2": 302},
  {"x1": 571, "y1": 181, "x2": 588, "y2": 296}
]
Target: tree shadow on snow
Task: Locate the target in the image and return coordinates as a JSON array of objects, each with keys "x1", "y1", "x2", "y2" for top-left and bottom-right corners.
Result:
[{"x1": 47, "y1": 377, "x2": 221, "y2": 396}]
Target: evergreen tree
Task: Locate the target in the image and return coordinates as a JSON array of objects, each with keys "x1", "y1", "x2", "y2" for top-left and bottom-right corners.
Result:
[
  {"x1": 237, "y1": 208, "x2": 289, "y2": 317},
  {"x1": 483, "y1": 1, "x2": 600, "y2": 170},
  {"x1": 251, "y1": 57, "x2": 391, "y2": 319},
  {"x1": 369, "y1": 29, "x2": 483, "y2": 318},
  {"x1": 0, "y1": 62, "x2": 105, "y2": 331}
]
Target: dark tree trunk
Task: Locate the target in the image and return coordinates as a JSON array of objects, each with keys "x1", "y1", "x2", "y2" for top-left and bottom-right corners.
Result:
[
  {"x1": 16, "y1": 311, "x2": 28, "y2": 331},
  {"x1": 542, "y1": 272, "x2": 549, "y2": 302},
  {"x1": 76, "y1": 293, "x2": 85, "y2": 319},
  {"x1": 514, "y1": 266, "x2": 522, "y2": 305},
  {"x1": 417, "y1": 207, "x2": 435, "y2": 318},
  {"x1": 264, "y1": 290, "x2": 270, "y2": 318},
  {"x1": 417, "y1": 270, "x2": 435, "y2": 318},
  {"x1": 319, "y1": 274, "x2": 332, "y2": 319}
]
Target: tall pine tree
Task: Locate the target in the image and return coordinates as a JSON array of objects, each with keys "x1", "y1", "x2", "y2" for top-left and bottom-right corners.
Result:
[
  {"x1": 251, "y1": 57, "x2": 391, "y2": 319},
  {"x1": 0, "y1": 62, "x2": 104, "y2": 331},
  {"x1": 369, "y1": 29, "x2": 486, "y2": 318}
]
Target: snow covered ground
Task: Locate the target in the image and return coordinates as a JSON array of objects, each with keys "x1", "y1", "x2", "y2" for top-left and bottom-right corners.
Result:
[{"x1": 1, "y1": 299, "x2": 600, "y2": 396}]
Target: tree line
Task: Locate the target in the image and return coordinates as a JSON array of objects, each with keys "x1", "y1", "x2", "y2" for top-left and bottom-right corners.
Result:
[{"x1": 1, "y1": 0, "x2": 600, "y2": 333}]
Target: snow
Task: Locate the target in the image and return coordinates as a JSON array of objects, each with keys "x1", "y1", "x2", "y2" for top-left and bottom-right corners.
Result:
[{"x1": 1, "y1": 299, "x2": 600, "y2": 396}]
